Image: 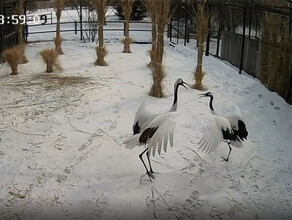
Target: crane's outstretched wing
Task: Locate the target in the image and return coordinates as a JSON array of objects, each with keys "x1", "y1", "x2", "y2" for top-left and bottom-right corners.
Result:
[
  {"x1": 133, "y1": 100, "x2": 156, "y2": 134},
  {"x1": 124, "y1": 112, "x2": 178, "y2": 156},
  {"x1": 198, "y1": 115, "x2": 233, "y2": 154}
]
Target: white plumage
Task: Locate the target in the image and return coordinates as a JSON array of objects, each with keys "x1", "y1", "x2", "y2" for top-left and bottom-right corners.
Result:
[
  {"x1": 125, "y1": 78, "x2": 189, "y2": 180},
  {"x1": 199, "y1": 92, "x2": 248, "y2": 161},
  {"x1": 124, "y1": 112, "x2": 177, "y2": 156},
  {"x1": 132, "y1": 78, "x2": 188, "y2": 135},
  {"x1": 198, "y1": 115, "x2": 233, "y2": 155}
]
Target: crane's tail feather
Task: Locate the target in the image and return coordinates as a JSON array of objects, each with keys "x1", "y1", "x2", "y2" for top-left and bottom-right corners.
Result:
[{"x1": 123, "y1": 135, "x2": 140, "y2": 149}]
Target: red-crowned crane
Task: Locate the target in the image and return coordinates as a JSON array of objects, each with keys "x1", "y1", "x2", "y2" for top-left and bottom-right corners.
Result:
[
  {"x1": 198, "y1": 92, "x2": 248, "y2": 161},
  {"x1": 133, "y1": 78, "x2": 189, "y2": 134},
  {"x1": 125, "y1": 78, "x2": 189, "y2": 180},
  {"x1": 123, "y1": 112, "x2": 178, "y2": 180}
]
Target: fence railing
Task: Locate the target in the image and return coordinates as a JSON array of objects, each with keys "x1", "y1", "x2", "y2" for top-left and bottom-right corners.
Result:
[
  {"x1": 25, "y1": 20, "x2": 152, "y2": 42},
  {"x1": 221, "y1": 31, "x2": 259, "y2": 78}
]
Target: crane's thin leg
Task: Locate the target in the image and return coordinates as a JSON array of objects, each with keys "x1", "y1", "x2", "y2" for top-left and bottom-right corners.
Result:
[
  {"x1": 139, "y1": 149, "x2": 155, "y2": 180},
  {"x1": 146, "y1": 151, "x2": 155, "y2": 174},
  {"x1": 222, "y1": 142, "x2": 232, "y2": 162}
]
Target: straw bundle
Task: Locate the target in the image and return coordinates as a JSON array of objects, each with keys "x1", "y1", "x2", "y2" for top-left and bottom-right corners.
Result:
[
  {"x1": 94, "y1": 46, "x2": 108, "y2": 66},
  {"x1": 92, "y1": 0, "x2": 108, "y2": 66},
  {"x1": 40, "y1": 48, "x2": 63, "y2": 73},
  {"x1": 54, "y1": 36, "x2": 64, "y2": 55},
  {"x1": 148, "y1": 0, "x2": 171, "y2": 98},
  {"x1": 54, "y1": 0, "x2": 66, "y2": 54},
  {"x1": 121, "y1": 0, "x2": 135, "y2": 53},
  {"x1": 145, "y1": 0, "x2": 157, "y2": 68},
  {"x1": 193, "y1": 0, "x2": 209, "y2": 90},
  {"x1": 2, "y1": 44, "x2": 27, "y2": 75}
]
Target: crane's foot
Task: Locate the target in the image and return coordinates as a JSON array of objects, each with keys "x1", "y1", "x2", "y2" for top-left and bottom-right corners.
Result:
[
  {"x1": 150, "y1": 170, "x2": 159, "y2": 174},
  {"x1": 147, "y1": 171, "x2": 155, "y2": 181},
  {"x1": 221, "y1": 156, "x2": 229, "y2": 162}
]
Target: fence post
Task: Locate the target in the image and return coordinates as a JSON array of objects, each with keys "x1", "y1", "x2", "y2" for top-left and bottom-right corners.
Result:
[
  {"x1": 205, "y1": 3, "x2": 211, "y2": 56},
  {"x1": 216, "y1": 4, "x2": 221, "y2": 57},
  {"x1": 80, "y1": 0, "x2": 83, "y2": 40},
  {"x1": 239, "y1": 7, "x2": 246, "y2": 74},
  {"x1": 170, "y1": 20, "x2": 172, "y2": 42},
  {"x1": 184, "y1": 1, "x2": 188, "y2": 46},
  {"x1": 123, "y1": 21, "x2": 126, "y2": 36},
  {"x1": 75, "y1": 21, "x2": 77, "y2": 35},
  {"x1": 177, "y1": 4, "x2": 180, "y2": 44},
  {"x1": 289, "y1": 2, "x2": 292, "y2": 36},
  {"x1": 248, "y1": 6, "x2": 252, "y2": 39}
]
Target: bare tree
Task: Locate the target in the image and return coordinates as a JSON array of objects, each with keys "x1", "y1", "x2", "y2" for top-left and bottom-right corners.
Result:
[
  {"x1": 54, "y1": 0, "x2": 66, "y2": 54},
  {"x1": 121, "y1": 0, "x2": 135, "y2": 53},
  {"x1": 92, "y1": 0, "x2": 108, "y2": 66}
]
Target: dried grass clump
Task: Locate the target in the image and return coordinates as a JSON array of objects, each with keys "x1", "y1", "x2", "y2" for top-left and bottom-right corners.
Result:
[
  {"x1": 54, "y1": 36, "x2": 64, "y2": 54},
  {"x1": 193, "y1": 69, "x2": 206, "y2": 90},
  {"x1": 147, "y1": 48, "x2": 157, "y2": 69},
  {"x1": 149, "y1": 64, "x2": 166, "y2": 98},
  {"x1": 16, "y1": 43, "x2": 29, "y2": 64},
  {"x1": 94, "y1": 46, "x2": 108, "y2": 66},
  {"x1": 2, "y1": 44, "x2": 27, "y2": 75},
  {"x1": 192, "y1": 0, "x2": 209, "y2": 90},
  {"x1": 121, "y1": 0, "x2": 135, "y2": 53},
  {"x1": 40, "y1": 48, "x2": 63, "y2": 73},
  {"x1": 122, "y1": 37, "x2": 132, "y2": 53}
]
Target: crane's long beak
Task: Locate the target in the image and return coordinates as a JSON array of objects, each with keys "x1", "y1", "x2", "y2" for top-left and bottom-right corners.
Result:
[{"x1": 182, "y1": 82, "x2": 190, "y2": 89}]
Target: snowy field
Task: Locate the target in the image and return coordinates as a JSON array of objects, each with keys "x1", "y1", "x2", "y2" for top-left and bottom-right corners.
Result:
[{"x1": 0, "y1": 9, "x2": 292, "y2": 220}]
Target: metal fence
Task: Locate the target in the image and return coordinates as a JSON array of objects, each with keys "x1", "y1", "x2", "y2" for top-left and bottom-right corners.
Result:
[
  {"x1": 0, "y1": 0, "x2": 19, "y2": 58},
  {"x1": 169, "y1": 0, "x2": 292, "y2": 104}
]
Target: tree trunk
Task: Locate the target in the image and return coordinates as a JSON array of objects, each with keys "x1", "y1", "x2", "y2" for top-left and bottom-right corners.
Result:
[
  {"x1": 148, "y1": 22, "x2": 157, "y2": 68},
  {"x1": 193, "y1": 0, "x2": 208, "y2": 91},
  {"x1": 17, "y1": 0, "x2": 28, "y2": 63},
  {"x1": 149, "y1": 22, "x2": 165, "y2": 97},
  {"x1": 123, "y1": 21, "x2": 131, "y2": 53},
  {"x1": 94, "y1": 3, "x2": 107, "y2": 66},
  {"x1": 193, "y1": 43, "x2": 205, "y2": 90},
  {"x1": 46, "y1": 62, "x2": 53, "y2": 73},
  {"x1": 55, "y1": 9, "x2": 64, "y2": 54},
  {"x1": 11, "y1": 65, "x2": 18, "y2": 75}
]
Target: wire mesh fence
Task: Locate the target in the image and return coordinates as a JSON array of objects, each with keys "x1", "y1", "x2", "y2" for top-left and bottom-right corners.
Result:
[
  {"x1": 0, "y1": 0, "x2": 19, "y2": 59},
  {"x1": 168, "y1": 0, "x2": 292, "y2": 104}
]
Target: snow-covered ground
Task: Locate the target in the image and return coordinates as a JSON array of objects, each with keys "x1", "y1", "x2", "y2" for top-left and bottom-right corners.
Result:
[{"x1": 0, "y1": 8, "x2": 292, "y2": 219}]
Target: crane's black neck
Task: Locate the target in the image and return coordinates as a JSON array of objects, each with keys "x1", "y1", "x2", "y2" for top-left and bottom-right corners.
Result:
[
  {"x1": 209, "y1": 95, "x2": 214, "y2": 111},
  {"x1": 170, "y1": 83, "x2": 179, "y2": 112}
]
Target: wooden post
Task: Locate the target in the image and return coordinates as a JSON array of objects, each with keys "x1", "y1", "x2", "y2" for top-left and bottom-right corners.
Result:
[
  {"x1": 80, "y1": 0, "x2": 83, "y2": 40},
  {"x1": 248, "y1": 6, "x2": 252, "y2": 39},
  {"x1": 177, "y1": 4, "x2": 180, "y2": 44},
  {"x1": 216, "y1": 4, "x2": 221, "y2": 57},
  {"x1": 239, "y1": 7, "x2": 246, "y2": 74},
  {"x1": 184, "y1": 1, "x2": 188, "y2": 46},
  {"x1": 205, "y1": 3, "x2": 211, "y2": 56}
]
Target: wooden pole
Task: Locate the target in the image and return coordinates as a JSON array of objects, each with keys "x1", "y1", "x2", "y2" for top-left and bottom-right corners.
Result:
[{"x1": 239, "y1": 7, "x2": 246, "y2": 74}]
